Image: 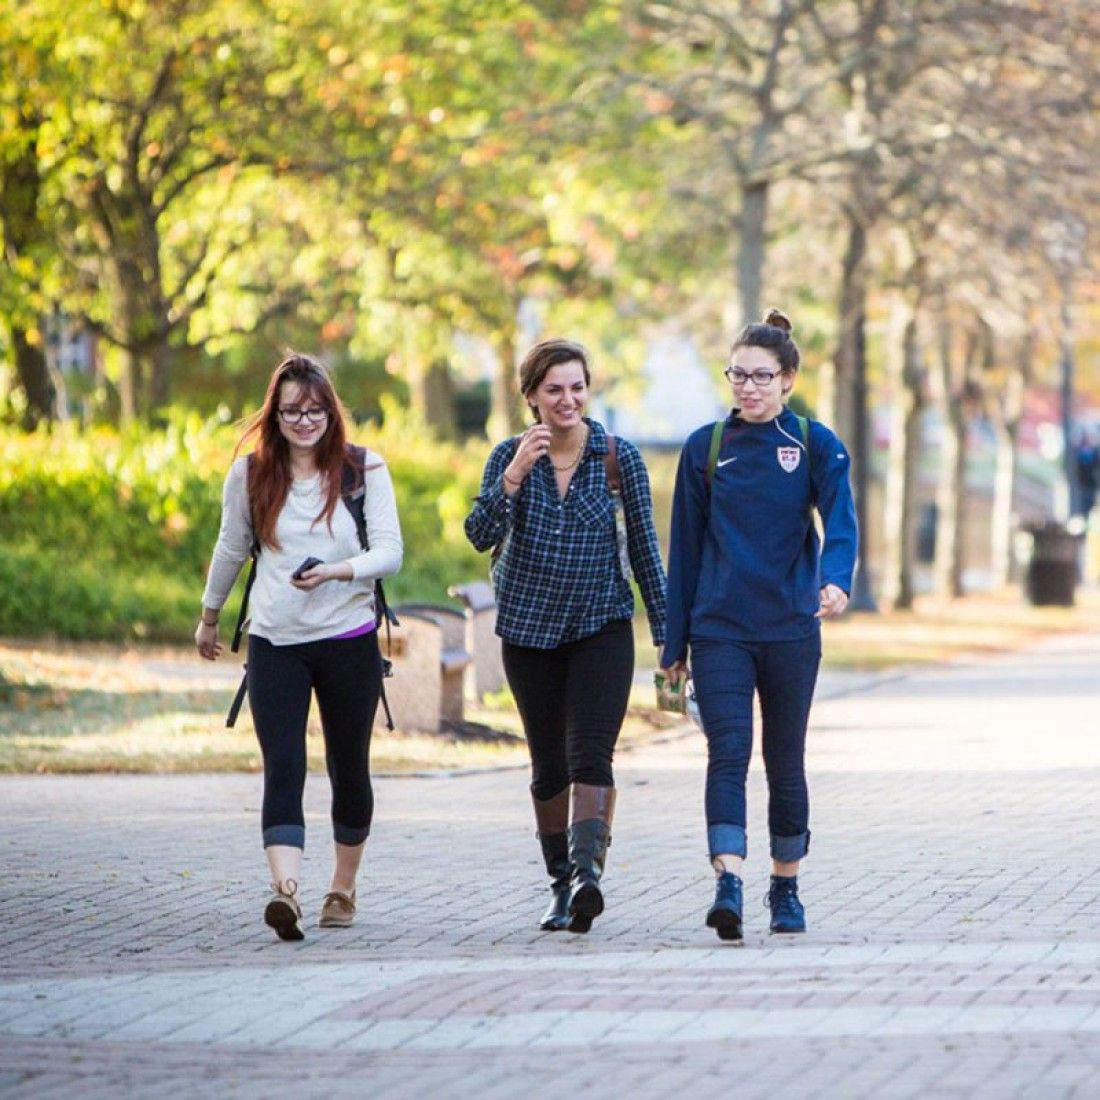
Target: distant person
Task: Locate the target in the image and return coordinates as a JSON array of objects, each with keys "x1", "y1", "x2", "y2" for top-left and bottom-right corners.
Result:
[
  {"x1": 465, "y1": 338, "x2": 667, "y2": 933},
  {"x1": 196, "y1": 354, "x2": 402, "y2": 941},
  {"x1": 1075, "y1": 432, "x2": 1099, "y2": 518},
  {"x1": 660, "y1": 309, "x2": 858, "y2": 941}
]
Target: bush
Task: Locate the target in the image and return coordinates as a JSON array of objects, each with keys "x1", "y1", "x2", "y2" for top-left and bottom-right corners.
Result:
[{"x1": 0, "y1": 410, "x2": 492, "y2": 642}]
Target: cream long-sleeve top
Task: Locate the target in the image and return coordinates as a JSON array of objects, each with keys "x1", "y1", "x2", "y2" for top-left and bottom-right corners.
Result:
[{"x1": 201, "y1": 450, "x2": 403, "y2": 646}]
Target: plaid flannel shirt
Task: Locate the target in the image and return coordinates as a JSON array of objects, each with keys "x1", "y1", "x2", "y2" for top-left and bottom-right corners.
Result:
[{"x1": 464, "y1": 419, "x2": 667, "y2": 650}]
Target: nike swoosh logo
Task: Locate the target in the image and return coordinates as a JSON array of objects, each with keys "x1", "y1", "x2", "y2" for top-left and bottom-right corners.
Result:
[{"x1": 716, "y1": 457, "x2": 738, "y2": 467}]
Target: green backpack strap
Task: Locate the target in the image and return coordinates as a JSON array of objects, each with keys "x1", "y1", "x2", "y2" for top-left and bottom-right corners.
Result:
[
  {"x1": 796, "y1": 415, "x2": 814, "y2": 496},
  {"x1": 704, "y1": 419, "x2": 725, "y2": 489}
]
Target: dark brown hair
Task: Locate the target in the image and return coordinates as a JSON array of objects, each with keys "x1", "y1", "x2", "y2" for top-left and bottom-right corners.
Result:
[
  {"x1": 517, "y1": 338, "x2": 591, "y2": 420},
  {"x1": 731, "y1": 308, "x2": 801, "y2": 373},
  {"x1": 235, "y1": 353, "x2": 352, "y2": 550}
]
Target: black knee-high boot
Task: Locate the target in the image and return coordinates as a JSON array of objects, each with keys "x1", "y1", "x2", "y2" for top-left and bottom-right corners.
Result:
[
  {"x1": 566, "y1": 784, "x2": 617, "y2": 934},
  {"x1": 532, "y1": 789, "x2": 571, "y2": 931}
]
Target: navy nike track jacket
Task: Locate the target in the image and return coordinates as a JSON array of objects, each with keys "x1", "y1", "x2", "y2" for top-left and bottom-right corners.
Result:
[{"x1": 661, "y1": 406, "x2": 858, "y2": 667}]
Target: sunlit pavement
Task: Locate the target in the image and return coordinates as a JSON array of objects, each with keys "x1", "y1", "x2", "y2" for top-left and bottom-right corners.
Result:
[{"x1": 3, "y1": 632, "x2": 1099, "y2": 1098}]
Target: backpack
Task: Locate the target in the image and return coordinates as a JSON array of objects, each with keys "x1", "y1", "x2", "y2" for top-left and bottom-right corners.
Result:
[
  {"x1": 225, "y1": 443, "x2": 398, "y2": 729},
  {"x1": 704, "y1": 414, "x2": 812, "y2": 490}
]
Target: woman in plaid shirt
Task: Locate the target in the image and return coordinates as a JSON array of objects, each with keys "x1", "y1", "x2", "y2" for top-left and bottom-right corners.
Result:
[{"x1": 465, "y1": 339, "x2": 667, "y2": 934}]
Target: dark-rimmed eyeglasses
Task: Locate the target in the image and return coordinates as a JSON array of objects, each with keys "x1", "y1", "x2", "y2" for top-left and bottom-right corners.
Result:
[
  {"x1": 277, "y1": 406, "x2": 329, "y2": 425},
  {"x1": 724, "y1": 367, "x2": 780, "y2": 387}
]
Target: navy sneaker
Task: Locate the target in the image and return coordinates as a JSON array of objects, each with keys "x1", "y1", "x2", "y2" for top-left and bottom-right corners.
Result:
[
  {"x1": 765, "y1": 875, "x2": 806, "y2": 934},
  {"x1": 705, "y1": 872, "x2": 743, "y2": 941}
]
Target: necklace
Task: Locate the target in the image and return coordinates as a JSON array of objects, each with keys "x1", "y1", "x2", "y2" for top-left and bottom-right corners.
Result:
[{"x1": 549, "y1": 425, "x2": 590, "y2": 472}]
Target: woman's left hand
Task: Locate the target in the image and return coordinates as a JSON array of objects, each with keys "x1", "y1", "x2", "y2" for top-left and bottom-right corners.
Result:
[
  {"x1": 661, "y1": 659, "x2": 689, "y2": 688},
  {"x1": 816, "y1": 583, "x2": 848, "y2": 619},
  {"x1": 291, "y1": 562, "x2": 352, "y2": 590}
]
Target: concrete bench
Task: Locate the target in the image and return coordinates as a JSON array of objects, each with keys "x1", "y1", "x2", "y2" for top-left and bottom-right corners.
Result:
[
  {"x1": 381, "y1": 604, "x2": 472, "y2": 733},
  {"x1": 447, "y1": 581, "x2": 506, "y2": 699}
]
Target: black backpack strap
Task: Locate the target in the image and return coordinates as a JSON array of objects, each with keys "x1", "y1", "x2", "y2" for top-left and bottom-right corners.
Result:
[
  {"x1": 341, "y1": 445, "x2": 369, "y2": 547},
  {"x1": 341, "y1": 444, "x2": 398, "y2": 627},
  {"x1": 230, "y1": 557, "x2": 256, "y2": 653},
  {"x1": 226, "y1": 669, "x2": 249, "y2": 728},
  {"x1": 226, "y1": 455, "x2": 259, "y2": 724},
  {"x1": 342, "y1": 444, "x2": 396, "y2": 731}
]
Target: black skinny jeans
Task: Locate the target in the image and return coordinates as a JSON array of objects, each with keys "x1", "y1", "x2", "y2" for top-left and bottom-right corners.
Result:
[
  {"x1": 247, "y1": 631, "x2": 383, "y2": 850},
  {"x1": 502, "y1": 619, "x2": 634, "y2": 800}
]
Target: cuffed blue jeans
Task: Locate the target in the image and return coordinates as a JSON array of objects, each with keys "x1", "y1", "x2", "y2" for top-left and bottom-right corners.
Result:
[{"x1": 692, "y1": 633, "x2": 821, "y2": 863}]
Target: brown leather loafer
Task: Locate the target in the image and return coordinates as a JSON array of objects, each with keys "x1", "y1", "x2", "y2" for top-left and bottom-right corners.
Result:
[{"x1": 318, "y1": 889, "x2": 356, "y2": 928}]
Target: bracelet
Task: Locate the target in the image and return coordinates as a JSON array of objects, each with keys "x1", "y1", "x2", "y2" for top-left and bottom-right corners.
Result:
[
  {"x1": 200, "y1": 615, "x2": 218, "y2": 627},
  {"x1": 502, "y1": 471, "x2": 522, "y2": 489}
]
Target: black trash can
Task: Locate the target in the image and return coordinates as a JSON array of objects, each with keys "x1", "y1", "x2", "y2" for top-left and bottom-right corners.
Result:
[{"x1": 1023, "y1": 522, "x2": 1078, "y2": 606}]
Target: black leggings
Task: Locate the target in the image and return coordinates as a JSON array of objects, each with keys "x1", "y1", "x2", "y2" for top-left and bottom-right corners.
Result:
[
  {"x1": 247, "y1": 631, "x2": 383, "y2": 850},
  {"x1": 502, "y1": 619, "x2": 634, "y2": 800}
]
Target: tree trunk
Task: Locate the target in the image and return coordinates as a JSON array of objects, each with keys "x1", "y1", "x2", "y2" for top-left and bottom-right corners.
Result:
[
  {"x1": 990, "y1": 418, "x2": 1019, "y2": 588},
  {"x1": 118, "y1": 348, "x2": 142, "y2": 423},
  {"x1": 933, "y1": 414, "x2": 966, "y2": 598},
  {"x1": 488, "y1": 325, "x2": 522, "y2": 441},
  {"x1": 422, "y1": 360, "x2": 457, "y2": 439},
  {"x1": 1, "y1": 109, "x2": 54, "y2": 427},
  {"x1": 833, "y1": 211, "x2": 877, "y2": 609},
  {"x1": 112, "y1": 258, "x2": 155, "y2": 420},
  {"x1": 149, "y1": 339, "x2": 172, "y2": 411},
  {"x1": 91, "y1": 179, "x2": 171, "y2": 420},
  {"x1": 832, "y1": 213, "x2": 867, "y2": 449},
  {"x1": 12, "y1": 328, "x2": 53, "y2": 428},
  {"x1": 989, "y1": 339, "x2": 1028, "y2": 587},
  {"x1": 881, "y1": 303, "x2": 924, "y2": 609},
  {"x1": 932, "y1": 318, "x2": 966, "y2": 597},
  {"x1": 736, "y1": 181, "x2": 768, "y2": 326}
]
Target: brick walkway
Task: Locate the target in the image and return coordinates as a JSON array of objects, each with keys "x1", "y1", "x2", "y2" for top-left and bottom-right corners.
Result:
[{"x1": 3, "y1": 632, "x2": 1099, "y2": 1098}]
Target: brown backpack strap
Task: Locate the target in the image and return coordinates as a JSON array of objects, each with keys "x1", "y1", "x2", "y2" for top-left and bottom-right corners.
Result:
[{"x1": 603, "y1": 435, "x2": 620, "y2": 493}]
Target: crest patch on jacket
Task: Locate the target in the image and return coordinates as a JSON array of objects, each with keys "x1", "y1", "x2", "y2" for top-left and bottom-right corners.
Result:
[{"x1": 777, "y1": 446, "x2": 801, "y2": 472}]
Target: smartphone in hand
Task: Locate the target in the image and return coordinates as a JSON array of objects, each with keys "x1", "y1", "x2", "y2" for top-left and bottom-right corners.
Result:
[{"x1": 291, "y1": 556, "x2": 324, "y2": 581}]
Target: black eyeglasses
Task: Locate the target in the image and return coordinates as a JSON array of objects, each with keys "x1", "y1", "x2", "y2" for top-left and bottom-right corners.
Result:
[
  {"x1": 278, "y1": 406, "x2": 329, "y2": 425},
  {"x1": 724, "y1": 367, "x2": 780, "y2": 387}
]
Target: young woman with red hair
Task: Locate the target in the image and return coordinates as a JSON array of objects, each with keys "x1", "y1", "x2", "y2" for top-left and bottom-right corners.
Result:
[{"x1": 196, "y1": 354, "x2": 402, "y2": 941}]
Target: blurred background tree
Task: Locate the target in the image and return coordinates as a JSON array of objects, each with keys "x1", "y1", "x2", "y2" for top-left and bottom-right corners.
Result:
[{"x1": 0, "y1": 0, "x2": 1096, "y2": 635}]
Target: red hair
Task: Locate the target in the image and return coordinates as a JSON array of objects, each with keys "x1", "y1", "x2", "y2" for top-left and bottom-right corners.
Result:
[{"x1": 235, "y1": 353, "x2": 356, "y2": 550}]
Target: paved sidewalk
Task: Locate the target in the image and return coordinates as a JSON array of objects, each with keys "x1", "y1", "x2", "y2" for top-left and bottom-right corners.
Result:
[{"x1": 3, "y1": 632, "x2": 1100, "y2": 1098}]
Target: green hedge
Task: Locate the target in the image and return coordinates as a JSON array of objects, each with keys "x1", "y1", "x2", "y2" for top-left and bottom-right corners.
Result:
[{"x1": 0, "y1": 407, "x2": 489, "y2": 642}]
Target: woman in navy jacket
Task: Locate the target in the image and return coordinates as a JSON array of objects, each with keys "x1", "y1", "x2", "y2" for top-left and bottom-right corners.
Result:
[{"x1": 661, "y1": 309, "x2": 857, "y2": 942}]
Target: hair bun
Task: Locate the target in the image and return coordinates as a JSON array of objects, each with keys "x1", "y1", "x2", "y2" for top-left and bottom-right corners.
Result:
[{"x1": 762, "y1": 308, "x2": 793, "y2": 334}]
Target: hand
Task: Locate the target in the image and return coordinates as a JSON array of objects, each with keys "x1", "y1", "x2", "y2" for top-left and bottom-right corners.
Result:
[
  {"x1": 661, "y1": 659, "x2": 689, "y2": 688},
  {"x1": 816, "y1": 583, "x2": 848, "y2": 619},
  {"x1": 503, "y1": 424, "x2": 552, "y2": 489},
  {"x1": 194, "y1": 620, "x2": 224, "y2": 661},
  {"x1": 290, "y1": 562, "x2": 352, "y2": 590}
]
